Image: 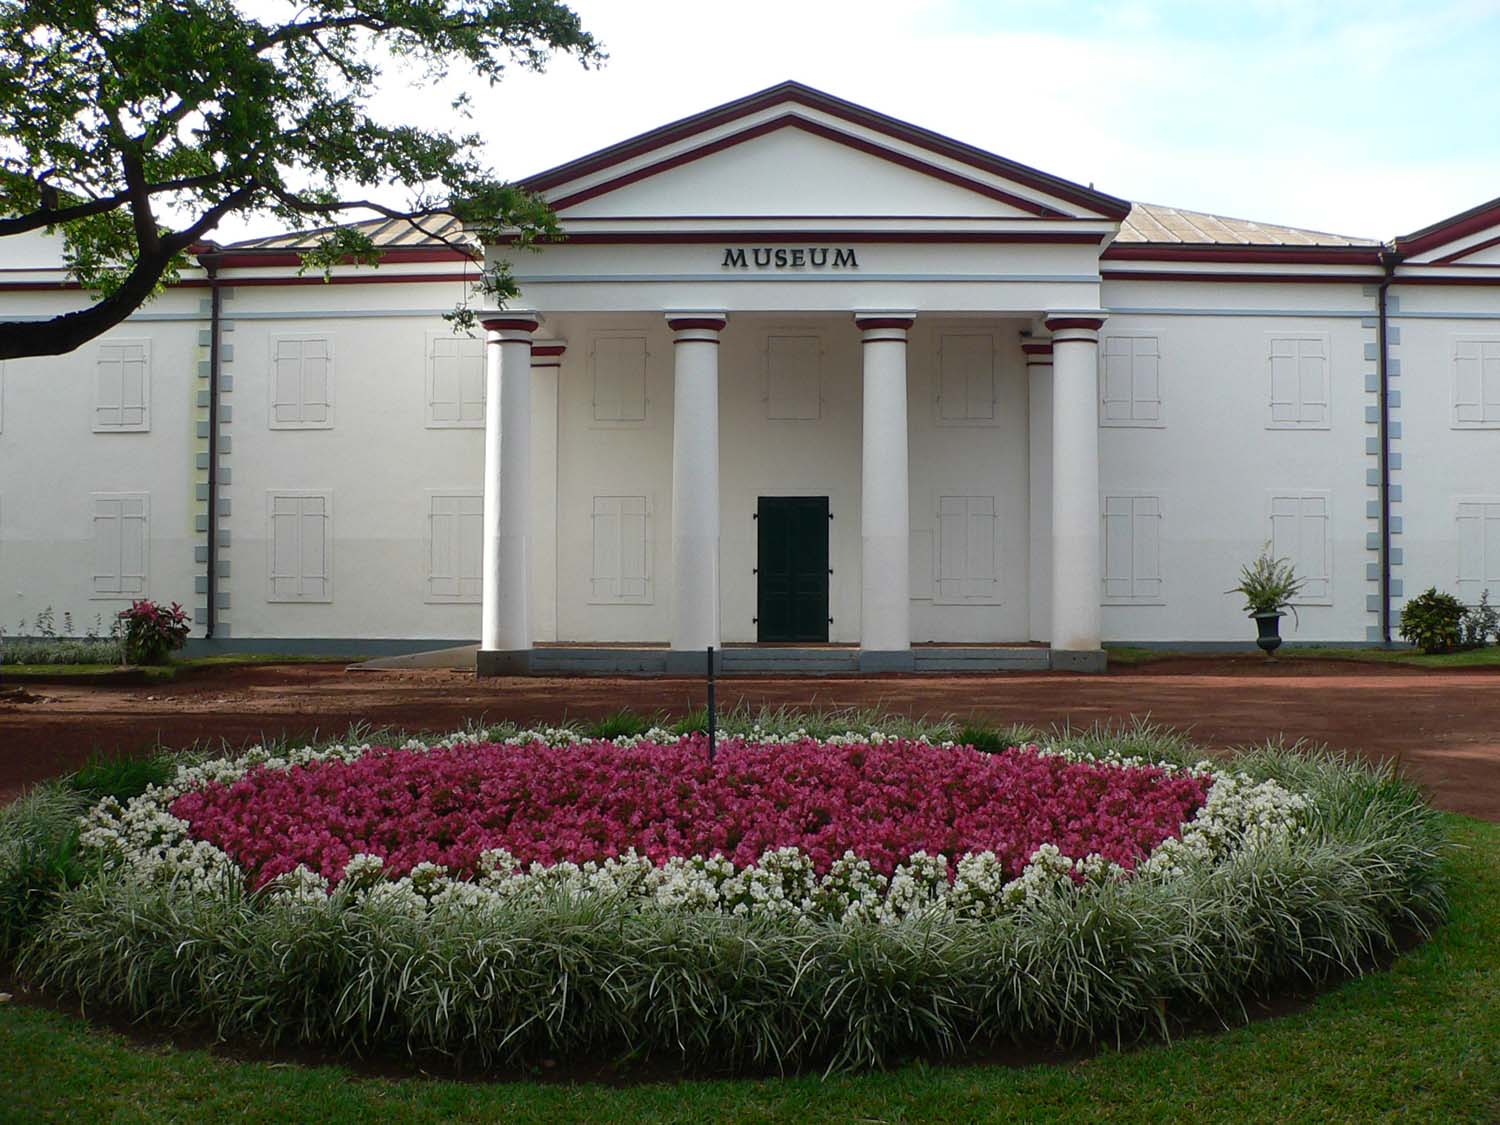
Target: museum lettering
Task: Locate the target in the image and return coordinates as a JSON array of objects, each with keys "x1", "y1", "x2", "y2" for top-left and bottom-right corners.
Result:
[{"x1": 721, "y1": 247, "x2": 858, "y2": 269}]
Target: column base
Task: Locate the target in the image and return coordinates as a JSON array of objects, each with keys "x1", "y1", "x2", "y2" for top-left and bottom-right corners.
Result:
[
  {"x1": 858, "y1": 649, "x2": 915, "y2": 673},
  {"x1": 1049, "y1": 649, "x2": 1108, "y2": 673},
  {"x1": 476, "y1": 648, "x2": 532, "y2": 677},
  {"x1": 665, "y1": 649, "x2": 722, "y2": 675}
]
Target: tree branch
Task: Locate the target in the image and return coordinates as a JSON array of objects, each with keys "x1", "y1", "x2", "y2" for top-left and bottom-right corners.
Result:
[
  {"x1": 0, "y1": 173, "x2": 232, "y2": 238},
  {"x1": 0, "y1": 184, "x2": 257, "y2": 361},
  {"x1": 267, "y1": 187, "x2": 479, "y2": 259}
]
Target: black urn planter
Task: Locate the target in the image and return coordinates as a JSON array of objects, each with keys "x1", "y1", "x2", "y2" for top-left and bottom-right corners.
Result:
[{"x1": 1253, "y1": 611, "x2": 1284, "y2": 655}]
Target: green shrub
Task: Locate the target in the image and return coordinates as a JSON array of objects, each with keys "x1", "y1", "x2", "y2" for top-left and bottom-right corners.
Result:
[
  {"x1": 1400, "y1": 587, "x2": 1468, "y2": 653},
  {"x1": 1461, "y1": 589, "x2": 1498, "y2": 647},
  {"x1": 118, "y1": 599, "x2": 191, "y2": 665},
  {"x1": 584, "y1": 708, "x2": 658, "y2": 740},
  {"x1": 0, "y1": 637, "x2": 125, "y2": 666},
  {"x1": 68, "y1": 752, "x2": 175, "y2": 803},
  {"x1": 0, "y1": 785, "x2": 89, "y2": 961}
]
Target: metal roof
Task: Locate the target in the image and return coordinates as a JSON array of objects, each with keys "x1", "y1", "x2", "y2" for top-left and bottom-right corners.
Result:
[{"x1": 1117, "y1": 202, "x2": 1377, "y2": 247}]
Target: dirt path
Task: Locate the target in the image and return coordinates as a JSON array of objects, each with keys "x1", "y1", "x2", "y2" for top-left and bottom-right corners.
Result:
[{"x1": 2, "y1": 656, "x2": 1497, "y2": 819}]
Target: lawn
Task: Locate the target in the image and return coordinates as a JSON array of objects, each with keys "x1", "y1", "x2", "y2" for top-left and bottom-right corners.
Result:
[
  {"x1": 0, "y1": 653, "x2": 356, "y2": 681},
  {"x1": 2, "y1": 813, "x2": 1495, "y2": 1122}
]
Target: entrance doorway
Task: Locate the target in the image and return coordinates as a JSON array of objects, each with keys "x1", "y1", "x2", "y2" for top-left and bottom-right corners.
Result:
[{"x1": 756, "y1": 496, "x2": 830, "y2": 642}]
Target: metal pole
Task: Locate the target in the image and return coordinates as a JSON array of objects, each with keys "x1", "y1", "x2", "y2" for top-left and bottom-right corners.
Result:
[{"x1": 706, "y1": 645, "x2": 716, "y2": 763}]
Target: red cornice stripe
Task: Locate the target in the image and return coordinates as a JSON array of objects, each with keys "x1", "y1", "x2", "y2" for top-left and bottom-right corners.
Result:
[
  {"x1": 499, "y1": 229, "x2": 1106, "y2": 246},
  {"x1": 1103, "y1": 243, "x2": 1382, "y2": 265},
  {"x1": 1101, "y1": 269, "x2": 1380, "y2": 284},
  {"x1": 548, "y1": 116, "x2": 1070, "y2": 218},
  {"x1": 208, "y1": 246, "x2": 473, "y2": 268},
  {"x1": 1021, "y1": 342, "x2": 1054, "y2": 356},
  {"x1": 523, "y1": 81, "x2": 1132, "y2": 219},
  {"x1": 531, "y1": 344, "x2": 567, "y2": 357}
]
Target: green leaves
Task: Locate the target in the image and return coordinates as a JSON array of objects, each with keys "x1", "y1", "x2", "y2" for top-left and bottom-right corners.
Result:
[{"x1": 0, "y1": 0, "x2": 603, "y2": 357}]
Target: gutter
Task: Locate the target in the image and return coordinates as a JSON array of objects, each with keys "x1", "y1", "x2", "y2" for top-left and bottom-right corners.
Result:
[
  {"x1": 201, "y1": 254, "x2": 223, "y2": 639},
  {"x1": 1376, "y1": 248, "x2": 1398, "y2": 643}
]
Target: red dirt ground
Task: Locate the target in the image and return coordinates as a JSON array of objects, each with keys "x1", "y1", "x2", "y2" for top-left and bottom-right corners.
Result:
[{"x1": 2, "y1": 655, "x2": 1498, "y2": 820}]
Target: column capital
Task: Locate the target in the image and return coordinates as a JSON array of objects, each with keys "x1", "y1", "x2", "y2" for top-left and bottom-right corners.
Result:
[
  {"x1": 481, "y1": 313, "x2": 541, "y2": 339},
  {"x1": 854, "y1": 312, "x2": 916, "y2": 332},
  {"x1": 1043, "y1": 311, "x2": 1107, "y2": 340},
  {"x1": 666, "y1": 313, "x2": 727, "y2": 332},
  {"x1": 531, "y1": 340, "x2": 567, "y2": 367},
  {"x1": 1021, "y1": 338, "x2": 1054, "y2": 365}
]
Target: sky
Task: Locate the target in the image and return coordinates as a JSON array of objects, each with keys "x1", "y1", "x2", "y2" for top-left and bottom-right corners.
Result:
[{"x1": 220, "y1": 0, "x2": 1500, "y2": 243}]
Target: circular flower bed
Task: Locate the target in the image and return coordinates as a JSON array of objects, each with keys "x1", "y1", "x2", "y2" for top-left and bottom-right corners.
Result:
[{"x1": 19, "y1": 723, "x2": 1446, "y2": 1073}]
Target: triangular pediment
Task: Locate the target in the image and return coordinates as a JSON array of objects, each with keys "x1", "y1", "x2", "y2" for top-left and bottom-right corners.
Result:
[{"x1": 523, "y1": 82, "x2": 1130, "y2": 225}]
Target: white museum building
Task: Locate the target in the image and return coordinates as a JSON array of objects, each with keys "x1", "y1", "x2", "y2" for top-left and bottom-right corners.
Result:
[{"x1": 2, "y1": 82, "x2": 1499, "y2": 673}]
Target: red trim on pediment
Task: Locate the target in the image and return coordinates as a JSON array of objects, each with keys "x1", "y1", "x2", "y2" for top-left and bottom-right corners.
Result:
[
  {"x1": 547, "y1": 115, "x2": 1070, "y2": 218},
  {"x1": 524, "y1": 81, "x2": 1131, "y2": 220},
  {"x1": 1396, "y1": 196, "x2": 1500, "y2": 258},
  {"x1": 1431, "y1": 232, "x2": 1500, "y2": 265},
  {"x1": 493, "y1": 229, "x2": 1106, "y2": 246}
]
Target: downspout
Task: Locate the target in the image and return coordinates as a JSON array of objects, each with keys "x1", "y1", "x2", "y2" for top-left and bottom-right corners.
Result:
[
  {"x1": 1376, "y1": 248, "x2": 1397, "y2": 643},
  {"x1": 202, "y1": 254, "x2": 223, "y2": 640}
]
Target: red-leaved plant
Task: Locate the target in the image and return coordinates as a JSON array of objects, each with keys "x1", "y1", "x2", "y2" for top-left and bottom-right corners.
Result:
[
  {"x1": 118, "y1": 599, "x2": 190, "y2": 665},
  {"x1": 172, "y1": 737, "x2": 1212, "y2": 889}
]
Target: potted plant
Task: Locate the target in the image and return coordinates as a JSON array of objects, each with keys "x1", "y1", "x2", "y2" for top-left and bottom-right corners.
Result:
[{"x1": 1228, "y1": 547, "x2": 1305, "y2": 655}]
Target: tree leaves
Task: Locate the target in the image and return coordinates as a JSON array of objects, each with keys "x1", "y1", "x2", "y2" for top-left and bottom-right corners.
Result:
[{"x1": 0, "y1": 0, "x2": 603, "y2": 358}]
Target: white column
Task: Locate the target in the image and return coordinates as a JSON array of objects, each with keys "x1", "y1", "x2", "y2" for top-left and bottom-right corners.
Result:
[
  {"x1": 856, "y1": 314, "x2": 914, "y2": 668},
  {"x1": 529, "y1": 342, "x2": 565, "y2": 643},
  {"x1": 479, "y1": 315, "x2": 538, "y2": 671},
  {"x1": 668, "y1": 315, "x2": 725, "y2": 658},
  {"x1": 1025, "y1": 338, "x2": 1054, "y2": 643},
  {"x1": 1046, "y1": 314, "x2": 1106, "y2": 660}
]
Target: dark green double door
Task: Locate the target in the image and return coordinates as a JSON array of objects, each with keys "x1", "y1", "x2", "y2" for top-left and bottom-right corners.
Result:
[{"x1": 756, "y1": 496, "x2": 829, "y2": 643}]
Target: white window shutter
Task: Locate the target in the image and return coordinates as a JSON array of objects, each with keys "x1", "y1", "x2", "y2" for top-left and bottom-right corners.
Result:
[
  {"x1": 1101, "y1": 337, "x2": 1134, "y2": 423},
  {"x1": 1130, "y1": 337, "x2": 1162, "y2": 422},
  {"x1": 428, "y1": 336, "x2": 486, "y2": 427},
  {"x1": 593, "y1": 337, "x2": 647, "y2": 423},
  {"x1": 1268, "y1": 335, "x2": 1328, "y2": 428},
  {"x1": 92, "y1": 493, "x2": 148, "y2": 596},
  {"x1": 1457, "y1": 501, "x2": 1500, "y2": 593},
  {"x1": 1102, "y1": 496, "x2": 1133, "y2": 600},
  {"x1": 591, "y1": 495, "x2": 652, "y2": 603},
  {"x1": 938, "y1": 334, "x2": 994, "y2": 422},
  {"x1": 1131, "y1": 495, "x2": 1162, "y2": 599},
  {"x1": 92, "y1": 500, "x2": 122, "y2": 595},
  {"x1": 270, "y1": 336, "x2": 334, "y2": 428},
  {"x1": 1453, "y1": 339, "x2": 1500, "y2": 426},
  {"x1": 1102, "y1": 494, "x2": 1163, "y2": 602},
  {"x1": 269, "y1": 492, "x2": 332, "y2": 602},
  {"x1": 766, "y1": 335, "x2": 821, "y2": 420},
  {"x1": 95, "y1": 342, "x2": 149, "y2": 431},
  {"x1": 1270, "y1": 492, "x2": 1331, "y2": 602},
  {"x1": 935, "y1": 495, "x2": 998, "y2": 603}
]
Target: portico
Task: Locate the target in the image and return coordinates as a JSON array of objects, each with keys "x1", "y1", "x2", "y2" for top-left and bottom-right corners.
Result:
[{"x1": 473, "y1": 82, "x2": 1126, "y2": 675}]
